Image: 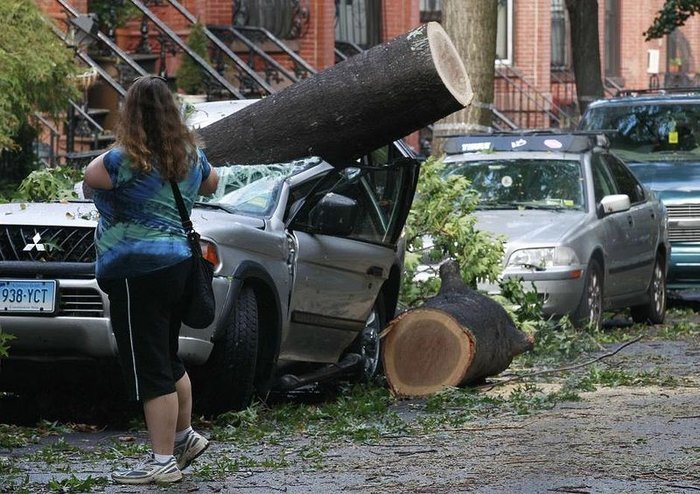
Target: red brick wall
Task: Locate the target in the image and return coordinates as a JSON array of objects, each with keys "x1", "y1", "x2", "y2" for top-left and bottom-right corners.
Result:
[
  {"x1": 383, "y1": 0, "x2": 420, "y2": 42},
  {"x1": 512, "y1": 0, "x2": 551, "y2": 92},
  {"x1": 36, "y1": 0, "x2": 88, "y2": 27},
  {"x1": 298, "y1": 0, "x2": 335, "y2": 71}
]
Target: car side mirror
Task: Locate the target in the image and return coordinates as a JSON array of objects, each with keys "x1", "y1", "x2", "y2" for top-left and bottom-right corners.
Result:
[
  {"x1": 597, "y1": 194, "x2": 631, "y2": 217},
  {"x1": 308, "y1": 192, "x2": 357, "y2": 236}
]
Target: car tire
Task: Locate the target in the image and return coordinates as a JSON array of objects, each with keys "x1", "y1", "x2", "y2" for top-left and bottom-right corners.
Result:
[
  {"x1": 199, "y1": 285, "x2": 259, "y2": 415},
  {"x1": 573, "y1": 259, "x2": 603, "y2": 330},
  {"x1": 350, "y1": 294, "x2": 386, "y2": 383},
  {"x1": 630, "y1": 254, "x2": 666, "y2": 325}
]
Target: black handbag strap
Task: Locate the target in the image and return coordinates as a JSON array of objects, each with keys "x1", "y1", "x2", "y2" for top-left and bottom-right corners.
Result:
[
  {"x1": 170, "y1": 181, "x2": 202, "y2": 255},
  {"x1": 170, "y1": 180, "x2": 193, "y2": 232}
]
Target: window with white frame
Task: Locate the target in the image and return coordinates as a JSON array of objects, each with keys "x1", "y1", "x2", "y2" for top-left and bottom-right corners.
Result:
[
  {"x1": 496, "y1": 0, "x2": 513, "y2": 64},
  {"x1": 551, "y1": 0, "x2": 568, "y2": 68}
]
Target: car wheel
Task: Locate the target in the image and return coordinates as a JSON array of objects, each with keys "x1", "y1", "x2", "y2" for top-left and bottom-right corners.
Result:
[
  {"x1": 351, "y1": 295, "x2": 386, "y2": 382},
  {"x1": 573, "y1": 259, "x2": 603, "y2": 330},
  {"x1": 199, "y1": 285, "x2": 259, "y2": 415},
  {"x1": 631, "y1": 254, "x2": 666, "y2": 325}
]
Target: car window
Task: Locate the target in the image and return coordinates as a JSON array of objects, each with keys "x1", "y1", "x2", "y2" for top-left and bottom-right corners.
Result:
[
  {"x1": 291, "y1": 161, "x2": 414, "y2": 245},
  {"x1": 603, "y1": 154, "x2": 646, "y2": 204},
  {"x1": 581, "y1": 102, "x2": 700, "y2": 162},
  {"x1": 444, "y1": 158, "x2": 585, "y2": 210},
  {"x1": 591, "y1": 154, "x2": 617, "y2": 203}
]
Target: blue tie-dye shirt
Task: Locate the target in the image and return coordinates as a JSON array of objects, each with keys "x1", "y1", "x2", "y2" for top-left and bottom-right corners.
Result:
[{"x1": 93, "y1": 146, "x2": 212, "y2": 279}]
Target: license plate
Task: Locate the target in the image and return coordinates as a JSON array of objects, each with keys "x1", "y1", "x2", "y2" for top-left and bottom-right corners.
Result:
[{"x1": 0, "y1": 280, "x2": 57, "y2": 313}]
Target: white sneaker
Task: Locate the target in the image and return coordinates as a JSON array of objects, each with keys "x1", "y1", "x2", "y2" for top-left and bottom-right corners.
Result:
[
  {"x1": 174, "y1": 430, "x2": 209, "y2": 470},
  {"x1": 111, "y1": 454, "x2": 182, "y2": 484}
]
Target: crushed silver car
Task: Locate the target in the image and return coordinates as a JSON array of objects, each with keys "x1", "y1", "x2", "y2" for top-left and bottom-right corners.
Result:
[
  {"x1": 0, "y1": 100, "x2": 420, "y2": 413},
  {"x1": 442, "y1": 132, "x2": 670, "y2": 329}
]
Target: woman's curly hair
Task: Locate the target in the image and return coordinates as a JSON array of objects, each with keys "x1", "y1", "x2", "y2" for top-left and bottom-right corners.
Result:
[{"x1": 116, "y1": 75, "x2": 198, "y2": 181}]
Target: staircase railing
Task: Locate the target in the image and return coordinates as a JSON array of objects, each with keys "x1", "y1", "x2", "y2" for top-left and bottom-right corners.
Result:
[
  {"x1": 32, "y1": 113, "x2": 61, "y2": 168},
  {"x1": 335, "y1": 40, "x2": 363, "y2": 63},
  {"x1": 163, "y1": 0, "x2": 274, "y2": 97},
  {"x1": 604, "y1": 76, "x2": 623, "y2": 97},
  {"x1": 55, "y1": 0, "x2": 149, "y2": 81},
  {"x1": 127, "y1": 0, "x2": 244, "y2": 99},
  {"x1": 228, "y1": 25, "x2": 316, "y2": 80},
  {"x1": 495, "y1": 65, "x2": 576, "y2": 129}
]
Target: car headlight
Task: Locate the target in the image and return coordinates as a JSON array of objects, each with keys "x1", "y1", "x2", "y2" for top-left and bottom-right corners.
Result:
[{"x1": 506, "y1": 246, "x2": 579, "y2": 269}]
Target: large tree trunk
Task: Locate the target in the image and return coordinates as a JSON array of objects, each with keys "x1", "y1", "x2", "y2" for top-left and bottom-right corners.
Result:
[
  {"x1": 432, "y1": 0, "x2": 498, "y2": 155},
  {"x1": 198, "y1": 22, "x2": 472, "y2": 166},
  {"x1": 382, "y1": 260, "x2": 534, "y2": 397},
  {"x1": 566, "y1": 0, "x2": 604, "y2": 113}
]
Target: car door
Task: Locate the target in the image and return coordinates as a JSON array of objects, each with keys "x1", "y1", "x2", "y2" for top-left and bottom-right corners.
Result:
[
  {"x1": 603, "y1": 154, "x2": 657, "y2": 292},
  {"x1": 283, "y1": 154, "x2": 419, "y2": 363},
  {"x1": 591, "y1": 153, "x2": 633, "y2": 297}
]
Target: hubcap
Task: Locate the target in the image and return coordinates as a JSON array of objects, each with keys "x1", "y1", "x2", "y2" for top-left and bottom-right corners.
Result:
[
  {"x1": 652, "y1": 261, "x2": 666, "y2": 315},
  {"x1": 359, "y1": 309, "x2": 381, "y2": 379},
  {"x1": 587, "y1": 270, "x2": 602, "y2": 328}
]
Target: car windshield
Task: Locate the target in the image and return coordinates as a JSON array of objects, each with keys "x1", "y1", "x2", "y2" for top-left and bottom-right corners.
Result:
[
  {"x1": 444, "y1": 158, "x2": 585, "y2": 210},
  {"x1": 581, "y1": 102, "x2": 700, "y2": 163},
  {"x1": 201, "y1": 157, "x2": 322, "y2": 217}
]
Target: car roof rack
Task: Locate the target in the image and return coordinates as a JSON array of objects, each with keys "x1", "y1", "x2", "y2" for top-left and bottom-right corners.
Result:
[
  {"x1": 615, "y1": 87, "x2": 700, "y2": 97},
  {"x1": 443, "y1": 131, "x2": 608, "y2": 155}
]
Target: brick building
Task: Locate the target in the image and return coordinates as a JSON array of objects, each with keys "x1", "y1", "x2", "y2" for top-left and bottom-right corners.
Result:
[{"x1": 33, "y1": 0, "x2": 700, "y2": 160}]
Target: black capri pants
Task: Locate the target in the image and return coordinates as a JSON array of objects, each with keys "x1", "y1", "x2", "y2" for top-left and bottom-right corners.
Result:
[{"x1": 98, "y1": 257, "x2": 192, "y2": 402}]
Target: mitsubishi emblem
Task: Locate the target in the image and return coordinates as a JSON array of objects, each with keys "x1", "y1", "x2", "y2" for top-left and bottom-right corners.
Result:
[{"x1": 23, "y1": 233, "x2": 47, "y2": 252}]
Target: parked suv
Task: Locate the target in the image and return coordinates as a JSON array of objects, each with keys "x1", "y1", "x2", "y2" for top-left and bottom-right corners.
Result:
[
  {"x1": 579, "y1": 89, "x2": 700, "y2": 294},
  {"x1": 0, "y1": 100, "x2": 420, "y2": 414},
  {"x1": 442, "y1": 131, "x2": 670, "y2": 329}
]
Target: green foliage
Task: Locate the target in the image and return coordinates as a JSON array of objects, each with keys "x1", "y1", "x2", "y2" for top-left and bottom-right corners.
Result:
[
  {"x1": 16, "y1": 166, "x2": 82, "y2": 202},
  {"x1": 88, "y1": 0, "x2": 140, "y2": 33},
  {"x1": 47, "y1": 475, "x2": 108, "y2": 493},
  {"x1": 399, "y1": 157, "x2": 504, "y2": 307},
  {"x1": 644, "y1": 0, "x2": 700, "y2": 40},
  {"x1": 0, "y1": 1, "x2": 79, "y2": 152},
  {"x1": 573, "y1": 365, "x2": 681, "y2": 389},
  {"x1": 176, "y1": 21, "x2": 210, "y2": 94},
  {"x1": 0, "y1": 330, "x2": 14, "y2": 359}
]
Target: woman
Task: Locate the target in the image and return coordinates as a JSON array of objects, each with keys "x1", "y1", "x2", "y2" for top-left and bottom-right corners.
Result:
[{"x1": 84, "y1": 75, "x2": 218, "y2": 485}]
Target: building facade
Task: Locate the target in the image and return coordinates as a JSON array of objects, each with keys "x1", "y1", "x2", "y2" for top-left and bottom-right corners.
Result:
[{"x1": 34, "y1": 0, "x2": 700, "y2": 158}]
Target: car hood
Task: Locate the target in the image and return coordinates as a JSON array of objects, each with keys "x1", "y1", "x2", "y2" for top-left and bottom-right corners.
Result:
[
  {"x1": 0, "y1": 201, "x2": 266, "y2": 231},
  {"x1": 473, "y1": 209, "x2": 587, "y2": 244},
  {"x1": 627, "y1": 161, "x2": 700, "y2": 194},
  {"x1": 0, "y1": 201, "x2": 100, "y2": 227}
]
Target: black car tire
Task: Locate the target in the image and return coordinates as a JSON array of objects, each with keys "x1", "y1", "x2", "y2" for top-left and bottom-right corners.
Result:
[
  {"x1": 350, "y1": 294, "x2": 387, "y2": 383},
  {"x1": 573, "y1": 259, "x2": 603, "y2": 330},
  {"x1": 199, "y1": 285, "x2": 259, "y2": 415},
  {"x1": 631, "y1": 254, "x2": 666, "y2": 325}
]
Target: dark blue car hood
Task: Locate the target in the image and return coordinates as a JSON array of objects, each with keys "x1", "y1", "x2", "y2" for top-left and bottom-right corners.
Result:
[{"x1": 627, "y1": 161, "x2": 700, "y2": 194}]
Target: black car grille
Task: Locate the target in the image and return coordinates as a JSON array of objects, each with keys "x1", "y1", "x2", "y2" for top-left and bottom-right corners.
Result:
[
  {"x1": 58, "y1": 287, "x2": 104, "y2": 317},
  {"x1": 0, "y1": 226, "x2": 96, "y2": 263}
]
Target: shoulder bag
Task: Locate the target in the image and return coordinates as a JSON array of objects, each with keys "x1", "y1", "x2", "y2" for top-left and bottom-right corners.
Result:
[{"x1": 170, "y1": 181, "x2": 216, "y2": 329}]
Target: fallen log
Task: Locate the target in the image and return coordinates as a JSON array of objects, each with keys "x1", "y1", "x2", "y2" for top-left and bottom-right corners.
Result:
[
  {"x1": 382, "y1": 260, "x2": 534, "y2": 397},
  {"x1": 198, "y1": 21, "x2": 472, "y2": 166}
]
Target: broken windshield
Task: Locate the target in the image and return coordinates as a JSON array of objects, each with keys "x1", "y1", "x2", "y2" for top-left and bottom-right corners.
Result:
[{"x1": 199, "y1": 157, "x2": 321, "y2": 217}]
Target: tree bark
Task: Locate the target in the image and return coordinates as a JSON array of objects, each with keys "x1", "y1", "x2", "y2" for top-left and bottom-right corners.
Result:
[
  {"x1": 382, "y1": 260, "x2": 534, "y2": 397},
  {"x1": 198, "y1": 22, "x2": 472, "y2": 166},
  {"x1": 432, "y1": 0, "x2": 498, "y2": 155},
  {"x1": 566, "y1": 0, "x2": 604, "y2": 113}
]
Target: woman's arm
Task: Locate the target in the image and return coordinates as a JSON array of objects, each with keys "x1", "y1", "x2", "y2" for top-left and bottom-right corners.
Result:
[
  {"x1": 198, "y1": 166, "x2": 219, "y2": 195},
  {"x1": 84, "y1": 152, "x2": 114, "y2": 190}
]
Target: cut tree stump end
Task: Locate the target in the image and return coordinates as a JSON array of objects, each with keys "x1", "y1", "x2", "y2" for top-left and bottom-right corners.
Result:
[{"x1": 382, "y1": 308, "x2": 476, "y2": 397}]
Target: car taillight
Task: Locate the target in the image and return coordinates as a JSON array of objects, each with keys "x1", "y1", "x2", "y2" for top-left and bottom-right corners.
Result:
[{"x1": 200, "y1": 240, "x2": 220, "y2": 270}]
